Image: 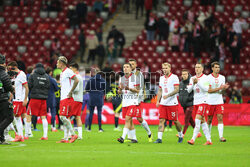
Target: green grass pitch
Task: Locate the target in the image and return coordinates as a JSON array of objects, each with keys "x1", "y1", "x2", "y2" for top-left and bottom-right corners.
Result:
[{"x1": 1, "y1": 125, "x2": 249, "y2": 167}]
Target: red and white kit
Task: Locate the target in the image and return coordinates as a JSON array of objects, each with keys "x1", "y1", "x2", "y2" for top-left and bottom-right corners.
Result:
[
  {"x1": 13, "y1": 71, "x2": 27, "y2": 116},
  {"x1": 158, "y1": 73, "x2": 179, "y2": 121},
  {"x1": 60, "y1": 67, "x2": 76, "y2": 117},
  {"x1": 119, "y1": 73, "x2": 140, "y2": 118},
  {"x1": 187, "y1": 74, "x2": 209, "y2": 116},
  {"x1": 72, "y1": 73, "x2": 83, "y2": 116},
  {"x1": 207, "y1": 74, "x2": 226, "y2": 116}
]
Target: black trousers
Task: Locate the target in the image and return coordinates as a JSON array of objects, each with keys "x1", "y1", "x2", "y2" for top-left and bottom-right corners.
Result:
[
  {"x1": 0, "y1": 101, "x2": 14, "y2": 141},
  {"x1": 88, "y1": 105, "x2": 103, "y2": 130}
]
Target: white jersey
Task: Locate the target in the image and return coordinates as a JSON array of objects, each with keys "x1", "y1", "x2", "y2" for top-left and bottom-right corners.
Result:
[
  {"x1": 132, "y1": 69, "x2": 144, "y2": 103},
  {"x1": 119, "y1": 73, "x2": 140, "y2": 107},
  {"x1": 207, "y1": 74, "x2": 225, "y2": 105},
  {"x1": 159, "y1": 73, "x2": 179, "y2": 106},
  {"x1": 60, "y1": 67, "x2": 76, "y2": 100},
  {"x1": 13, "y1": 71, "x2": 27, "y2": 102},
  {"x1": 187, "y1": 74, "x2": 209, "y2": 105},
  {"x1": 73, "y1": 73, "x2": 83, "y2": 102}
]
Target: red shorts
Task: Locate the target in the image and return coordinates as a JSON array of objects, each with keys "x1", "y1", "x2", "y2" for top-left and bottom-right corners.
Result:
[
  {"x1": 27, "y1": 99, "x2": 47, "y2": 116},
  {"x1": 193, "y1": 104, "x2": 208, "y2": 116},
  {"x1": 71, "y1": 101, "x2": 82, "y2": 116},
  {"x1": 122, "y1": 105, "x2": 142, "y2": 118},
  {"x1": 159, "y1": 105, "x2": 178, "y2": 121},
  {"x1": 59, "y1": 98, "x2": 74, "y2": 117},
  {"x1": 13, "y1": 101, "x2": 26, "y2": 117},
  {"x1": 207, "y1": 104, "x2": 224, "y2": 116}
]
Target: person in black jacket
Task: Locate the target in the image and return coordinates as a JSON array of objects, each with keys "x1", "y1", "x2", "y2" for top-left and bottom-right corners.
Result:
[
  {"x1": 0, "y1": 54, "x2": 14, "y2": 144},
  {"x1": 26, "y1": 63, "x2": 50, "y2": 140},
  {"x1": 179, "y1": 69, "x2": 201, "y2": 137},
  {"x1": 157, "y1": 13, "x2": 169, "y2": 40},
  {"x1": 85, "y1": 68, "x2": 106, "y2": 132}
]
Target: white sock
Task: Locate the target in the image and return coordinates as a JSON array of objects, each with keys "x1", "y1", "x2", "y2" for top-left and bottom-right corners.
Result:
[
  {"x1": 218, "y1": 124, "x2": 224, "y2": 139},
  {"x1": 141, "y1": 120, "x2": 151, "y2": 135},
  {"x1": 192, "y1": 119, "x2": 201, "y2": 141},
  {"x1": 158, "y1": 132, "x2": 163, "y2": 140},
  {"x1": 16, "y1": 117, "x2": 23, "y2": 137},
  {"x1": 178, "y1": 131, "x2": 183, "y2": 138},
  {"x1": 130, "y1": 129, "x2": 137, "y2": 140},
  {"x1": 122, "y1": 128, "x2": 129, "y2": 139},
  {"x1": 12, "y1": 117, "x2": 18, "y2": 133},
  {"x1": 78, "y1": 127, "x2": 82, "y2": 138},
  {"x1": 208, "y1": 124, "x2": 212, "y2": 135},
  {"x1": 64, "y1": 125, "x2": 68, "y2": 140},
  {"x1": 42, "y1": 119, "x2": 48, "y2": 138},
  {"x1": 65, "y1": 118, "x2": 75, "y2": 136},
  {"x1": 25, "y1": 122, "x2": 31, "y2": 137},
  {"x1": 128, "y1": 130, "x2": 133, "y2": 139},
  {"x1": 201, "y1": 123, "x2": 211, "y2": 142}
]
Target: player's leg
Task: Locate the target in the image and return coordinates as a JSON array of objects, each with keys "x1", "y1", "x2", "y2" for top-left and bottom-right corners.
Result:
[
  {"x1": 76, "y1": 116, "x2": 82, "y2": 139},
  {"x1": 182, "y1": 108, "x2": 189, "y2": 135},
  {"x1": 217, "y1": 113, "x2": 226, "y2": 142},
  {"x1": 118, "y1": 115, "x2": 131, "y2": 143},
  {"x1": 40, "y1": 116, "x2": 48, "y2": 140},
  {"x1": 201, "y1": 116, "x2": 212, "y2": 145},
  {"x1": 137, "y1": 117, "x2": 152, "y2": 142},
  {"x1": 174, "y1": 120, "x2": 183, "y2": 143},
  {"x1": 154, "y1": 118, "x2": 165, "y2": 143},
  {"x1": 113, "y1": 103, "x2": 122, "y2": 131},
  {"x1": 188, "y1": 114, "x2": 202, "y2": 145},
  {"x1": 15, "y1": 116, "x2": 24, "y2": 140},
  {"x1": 207, "y1": 115, "x2": 213, "y2": 135},
  {"x1": 50, "y1": 107, "x2": 57, "y2": 132},
  {"x1": 129, "y1": 119, "x2": 138, "y2": 142},
  {"x1": 88, "y1": 106, "x2": 95, "y2": 131},
  {"x1": 97, "y1": 105, "x2": 103, "y2": 132},
  {"x1": 24, "y1": 114, "x2": 32, "y2": 139}
]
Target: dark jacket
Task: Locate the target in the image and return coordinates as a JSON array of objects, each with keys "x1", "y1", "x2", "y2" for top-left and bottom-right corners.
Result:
[
  {"x1": 179, "y1": 74, "x2": 193, "y2": 108},
  {"x1": 85, "y1": 74, "x2": 106, "y2": 106},
  {"x1": 157, "y1": 17, "x2": 169, "y2": 35},
  {"x1": 144, "y1": 18, "x2": 157, "y2": 31},
  {"x1": 0, "y1": 66, "x2": 14, "y2": 101},
  {"x1": 28, "y1": 67, "x2": 50, "y2": 100},
  {"x1": 47, "y1": 76, "x2": 59, "y2": 108}
]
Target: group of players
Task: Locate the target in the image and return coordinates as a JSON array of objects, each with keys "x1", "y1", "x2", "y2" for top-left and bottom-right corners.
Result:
[
  {"x1": 4, "y1": 54, "x2": 229, "y2": 145},
  {"x1": 5, "y1": 56, "x2": 84, "y2": 143},
  {"x1": 117, "y1": 59, "x2": 229, "y2": 145}
]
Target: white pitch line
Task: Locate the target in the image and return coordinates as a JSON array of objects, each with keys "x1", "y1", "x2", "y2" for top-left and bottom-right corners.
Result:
[{"x1": 0, "y1": 143, "x2": 27, "y2": 148}]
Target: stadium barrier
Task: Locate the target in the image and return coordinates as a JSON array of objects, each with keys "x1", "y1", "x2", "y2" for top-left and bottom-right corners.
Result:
[{"x1": 43, "y1": 103, "x2": 250, "y2": 126}]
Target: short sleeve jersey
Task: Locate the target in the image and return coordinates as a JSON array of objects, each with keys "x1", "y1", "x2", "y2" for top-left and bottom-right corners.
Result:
[
  {"x1": 207, "y1": 74, "x2": 225, "y2": 105},
  {"x1": 60, "y1": 68, "x2": 76, "y2": 100},
  {"x1": 14, "y1": 71, "x2": 27, "y2": 102},
  {"x1": 159, "y1": 73, "x2": 179, "y2": 106},
  {"x1": 188, "y1": 74, "x2": 209, "y2": 105},
  {"x1": 73, "y1": 74, "x2": 83, "y2": 102},
  {"x1": 119, "y1": 73, "x2": 140, "y2": 107}
]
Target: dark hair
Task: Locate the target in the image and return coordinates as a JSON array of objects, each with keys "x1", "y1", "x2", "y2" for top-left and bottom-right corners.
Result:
[
  {"x1": 211, "y1": 61, "x2": 220, "y2": 68},
  {"x1": 55, "y1": 74, "x2": 60, "y2": 81},
  {"x1": 7, "y1": 61, "x2": 18, "y2": 67},
  {"x1": 85, "y1": 68, "x2": 91, "y2": 74},
  {"x1": 196, "y1": 63, "x2": 204, "y2": 68},
  {"x1": 69, "y1": 62, "x2": 79, "y2": 70},
  {"x1": 123, "y1": 63, "x2": 132, "y2": 68},
  {"x1": 128, "y1": 58, "x2": 137, "y2": 63},
  {"x1": 182, "y1": 69, "x2": 189, "y2": 73},
  {"x1": 46, "y1": 67, "x2": 53, "y2": 74},
  {"x1": 27, "y1": 66, "x2": 33, "y2": 74}
]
